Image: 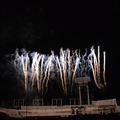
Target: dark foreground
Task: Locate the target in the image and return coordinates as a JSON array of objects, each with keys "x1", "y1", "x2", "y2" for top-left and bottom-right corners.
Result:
[{"x1": 1, "y1": 113, "x2": 120, "y2": 120}]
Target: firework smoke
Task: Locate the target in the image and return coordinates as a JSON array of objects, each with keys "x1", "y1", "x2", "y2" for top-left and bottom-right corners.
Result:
[{"x1": 9, "y1": 46, "x2": 106, "y2": 94}]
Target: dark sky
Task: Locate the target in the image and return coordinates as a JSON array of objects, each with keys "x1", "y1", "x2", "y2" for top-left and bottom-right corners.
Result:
[{"x1": 0, "y1": 2, "x2": 120, "y2": 101}]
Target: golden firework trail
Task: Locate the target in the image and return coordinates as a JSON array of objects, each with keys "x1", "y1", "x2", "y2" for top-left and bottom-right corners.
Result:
[{"x1": 11, "y1": 45, "x2": 106, "y2": 94}]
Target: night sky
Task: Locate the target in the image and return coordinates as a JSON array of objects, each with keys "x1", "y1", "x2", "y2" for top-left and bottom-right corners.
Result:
[{"x1": 0, "y1": 2, "x2": 120, "y2": 102}]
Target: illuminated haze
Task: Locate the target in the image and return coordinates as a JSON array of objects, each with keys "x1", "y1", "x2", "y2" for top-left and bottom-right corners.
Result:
[{"x1": 9, "y1": 46, "x2": 106, "y2": 95}]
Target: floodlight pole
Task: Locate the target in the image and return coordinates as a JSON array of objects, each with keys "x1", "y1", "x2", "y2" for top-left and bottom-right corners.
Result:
[
  {"x1": 86, "y1": 83, "x2": 90, "y2": 105},
  {"x1": 78, "y1": 84, "x2": 82, "y2": 105}
]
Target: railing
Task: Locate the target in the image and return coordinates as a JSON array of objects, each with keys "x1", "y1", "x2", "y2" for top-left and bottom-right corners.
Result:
[
  {"x1": 14, "y1": 99, "x2": 24, "y2": 107},
  {"x1": 15, "y1": 98, "x2": 81, "y2": 107},
  {"x1": 0, "y1": 98, "x2": 90, "y2": 108}
]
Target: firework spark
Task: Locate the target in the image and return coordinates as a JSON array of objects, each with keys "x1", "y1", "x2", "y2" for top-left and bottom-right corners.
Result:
[{"x1": 10, "y1": 46, "x2": 106, "y2": 94}]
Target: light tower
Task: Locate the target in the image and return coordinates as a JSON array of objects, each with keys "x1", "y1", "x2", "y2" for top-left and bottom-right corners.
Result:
[{"x1": 75, "y1": 77, "x2": 91, "y2": 105}]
